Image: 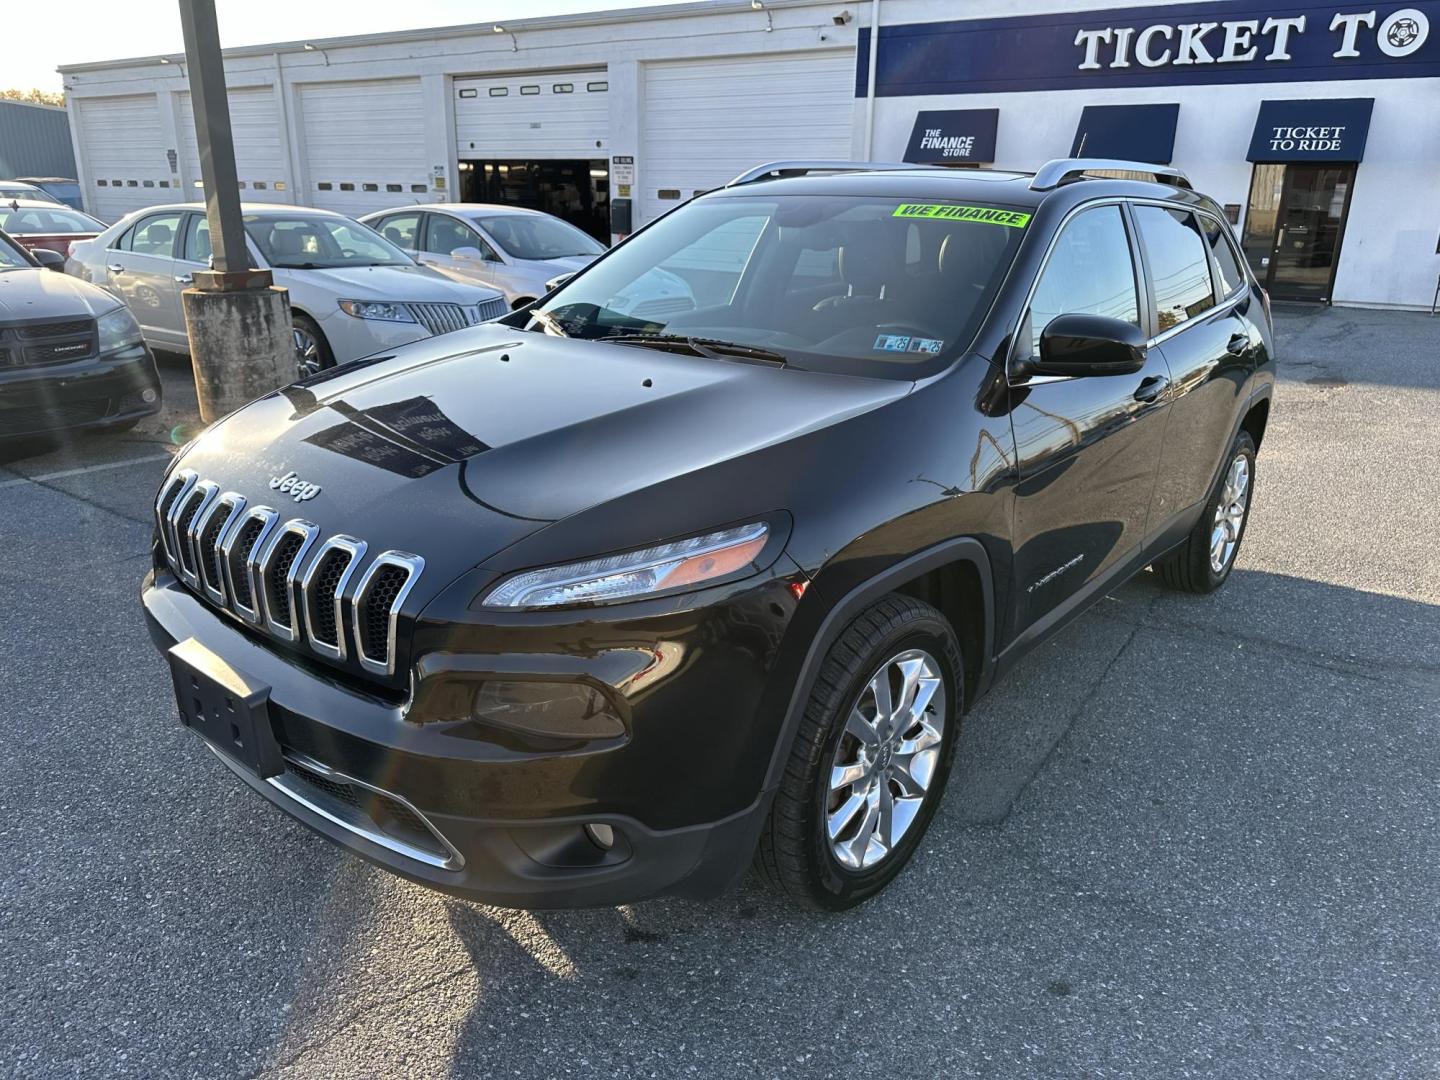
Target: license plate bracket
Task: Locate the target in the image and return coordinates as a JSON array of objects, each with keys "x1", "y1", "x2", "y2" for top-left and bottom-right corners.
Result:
[{"x1": 168, "y1": 638, "x2": 284, "y2": 779}]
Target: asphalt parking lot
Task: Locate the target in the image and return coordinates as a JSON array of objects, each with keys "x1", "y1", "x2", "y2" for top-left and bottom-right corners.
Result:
[{"x1": 3, "y1": 307, "x2": 1438, "y2": 1079}]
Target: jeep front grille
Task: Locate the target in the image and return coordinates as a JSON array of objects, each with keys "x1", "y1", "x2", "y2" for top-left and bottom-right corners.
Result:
[{"x1": 154, "y1": 469, "x2": 424, "y2": 676}]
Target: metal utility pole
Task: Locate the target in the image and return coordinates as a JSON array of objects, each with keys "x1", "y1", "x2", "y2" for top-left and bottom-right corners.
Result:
[{"x1": 177, "y1": 0, "x2": 296, "y2": 422}]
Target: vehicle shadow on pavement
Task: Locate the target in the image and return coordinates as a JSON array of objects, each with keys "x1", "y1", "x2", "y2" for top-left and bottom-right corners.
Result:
[{"x1": 299, "y1": 566, "x2": 1439, "y2": 1080}]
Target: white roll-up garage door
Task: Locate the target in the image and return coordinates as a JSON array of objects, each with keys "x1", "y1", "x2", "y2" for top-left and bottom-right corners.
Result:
[
  {"x1": 639, "y1": 52, "x2": 855, "y2": 225},
  {"x1": 180, "y1": 87, "x2": 288, "y2": 203},
  {"x1": 298, "y1": 79, "x2": 429, "y2": 216},
  {"x1": 453, "y1": 71, "x2": 609, "y2": 159},
  {"x1": 76, "y1": 94, "x2": 171, "y2": 222}
]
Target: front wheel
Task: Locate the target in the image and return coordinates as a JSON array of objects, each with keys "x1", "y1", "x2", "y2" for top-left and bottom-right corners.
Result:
[
  {"x1": 1154, "y1": 430, "x2": 1257, "y2": 593},
  {"x1": 292, "y1": 313, "x2": 335, "y2": 379},
  {"x1": 757, "y1": 594, "x2": 963, "y2": 910}
]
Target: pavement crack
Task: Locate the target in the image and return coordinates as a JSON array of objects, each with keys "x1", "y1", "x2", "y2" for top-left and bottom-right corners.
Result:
[{"x1": 246, "y1": 963, "x2": 477, "y2": 1078}]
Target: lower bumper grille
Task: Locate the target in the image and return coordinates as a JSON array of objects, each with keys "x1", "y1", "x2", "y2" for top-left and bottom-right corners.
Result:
[
  {"x1": 268, "y1": 754, "x2": 462, "y2": 870},
  {"x1": 0, "y1": 397, "x2": 110, "y2": 435}
]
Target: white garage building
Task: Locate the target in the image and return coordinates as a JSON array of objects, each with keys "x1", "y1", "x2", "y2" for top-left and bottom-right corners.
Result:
[{"x1": 60, "y1": 0, "x2": 1440, "y2": 309}]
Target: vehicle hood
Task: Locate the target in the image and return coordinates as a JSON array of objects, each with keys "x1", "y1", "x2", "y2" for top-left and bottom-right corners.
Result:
[
  {"x1": 0, "y1": 268, "x2": 122, "y2": 321},
  {"x1": 277, "y1": 262, "x2": 502, "y2": 303},
  {"x1": 512, "y1": 253, "x2": 596, "y2": 277},
  {"x1": 172, "y1": 324, "x2": 909, "y2": 579}
]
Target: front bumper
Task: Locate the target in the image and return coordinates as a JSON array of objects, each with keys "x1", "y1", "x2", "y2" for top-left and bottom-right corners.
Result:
[
  {"x1": 141, "y1": 562, "x2": 810, "y2": 908},
  {"x1": 0, "y1": 344, "x2": 161, "y2": 437}
]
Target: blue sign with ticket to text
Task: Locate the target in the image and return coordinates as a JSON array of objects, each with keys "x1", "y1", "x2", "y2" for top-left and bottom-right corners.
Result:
[{"x1": 857, "y1": 1, "x2": 1438, "y2": 95}]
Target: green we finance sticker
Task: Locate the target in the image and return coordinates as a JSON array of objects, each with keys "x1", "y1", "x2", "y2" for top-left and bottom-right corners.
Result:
[{"x1": 893, "y1": 204, "x2": 1032, "y2": 228}]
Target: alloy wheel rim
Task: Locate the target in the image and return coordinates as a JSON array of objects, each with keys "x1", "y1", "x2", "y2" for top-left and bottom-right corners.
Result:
[
  {"x1": 825, "y1": 647, "x2": 947, "y2": 871},
  {"x1": 294, "y1": 327, "x2": 321, "y2": 378},
  {"x1": 1209, "y1": 453, "x2": 1251, "y2": 573}
]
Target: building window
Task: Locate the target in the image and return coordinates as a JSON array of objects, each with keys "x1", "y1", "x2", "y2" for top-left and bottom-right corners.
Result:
[
  {"x1": 111, "y1": 179, "x2": 121, "y2": 187},
  {"x1": 339, "y1": 182, "x2": 355, "y2": 192},
  {"x1": 458, "y1": 88, "x2": 478, "y2": 98},
  {"x1": 386, "y1": 183, "x2": 402, "y2": 192},
  {"x1": 126, "y1": 180, "x2": 138, "y2": 187},
  {"x1": 237, "y1": 181, "x2": 247, "y2": 189},
  {"x1": 97, "y1": 179, "x2": 108, "y2": 186},
  {"x1": 587, "y1": 81, "x2": 608, "y2": 92},
  {"x1": 253, "y1": 181, "x2": 267, "y2": 190},
  {"x1": 520, "y1": 85, "x2": 540, "y2": 95},
  {"x1": 362, "y1": 182, "x2": 378, "y2": 192},
  {"x1": 317, "y1": 182, "x2": 333, "y2": 191},
  {"x1": 553, "y1": 83, "x2": 574, "y2": 93},
  {"x1": 658, "y1": 189, "x2": 681, "y2": 200},
  {"x1": 489, "y1": 87, "x2": 508, "y2": 97},
  {"x1": 274, "y1": 181, "x2": 286, "y2": 191},
  {"x1": 159, "y1": 180, "x2": 170, "y2": 188},
  {"x1": 192, "y1": 180, "x2": 204, "y2": 188},
  {"x1": 410, "y1": 183, "x2": 428, "y2": 193}
]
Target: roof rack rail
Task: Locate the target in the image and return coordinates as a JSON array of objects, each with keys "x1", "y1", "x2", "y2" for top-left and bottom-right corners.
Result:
[
  {"x1": 1029, "y1": 158, "x2": 1192, "y2": 192},
  {"x1": 725, "y1": 160, "x2": 930, "y2": 188}
]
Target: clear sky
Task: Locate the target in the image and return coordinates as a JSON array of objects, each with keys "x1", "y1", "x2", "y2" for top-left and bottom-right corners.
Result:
[{"x1": 8, "y1": 0, "x2": 663, "y2": 92}]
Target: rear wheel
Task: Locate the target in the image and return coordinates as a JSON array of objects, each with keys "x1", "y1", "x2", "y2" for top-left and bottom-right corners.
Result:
[
  {"x1": 757, "y1": 594, "x2": 962, "y2": 910},
  {"x1": 292, "y1": 313, "x2": 335, "y2": 379},
  {"x1": 1154, "y1": 430, "x2": 1257, "y2": 593}
]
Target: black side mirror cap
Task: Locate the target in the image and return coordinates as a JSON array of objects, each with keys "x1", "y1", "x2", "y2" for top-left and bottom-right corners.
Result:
[
  {"x1": 32, "y1": 248, "x2": 66, "y2": 273},
  {"x1": 1016, "y1": 313, "x2": 1148, "y2": 379}
]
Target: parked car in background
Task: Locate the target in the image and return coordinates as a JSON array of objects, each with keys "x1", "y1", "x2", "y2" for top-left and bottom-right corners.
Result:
[
  {"x1": 0, "y1": 180, "x2": 64, "y2": 206},
  {"x1": 0, "y1": 201, "x2": 105, "y2": 256},
  {"x1": 0, "y1": 227, "x2": 161, "y2": 440},
  {"x1": 13, "y1": 177, "x2": 84, "y2": 211},
  {"x1": 360, "y1": 203, "x2": 696, "y2": 318},
  {"x1": 66, "y1": 203, "x2": 507, "y2": 374}
]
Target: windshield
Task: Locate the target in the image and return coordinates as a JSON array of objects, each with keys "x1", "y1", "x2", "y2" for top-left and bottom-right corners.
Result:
[
  {"x1": 0, "y1": 234, "x2": 31, "y2": 269},
  {"x1": 529, "y1": 194, "x2": 1029, "y2": 378},
  {"x1": 246, "y1": 214, "x2": 413, "y2": 269},
  {"x1": 0, "y1": 184, "x2": 60, "y2": 205},
  {"x1": 474, "y1": 214, "x2": 604, "y2": 260},
  {"x1": 0, "y1": 206, "x2": 103, "y2": 234}
]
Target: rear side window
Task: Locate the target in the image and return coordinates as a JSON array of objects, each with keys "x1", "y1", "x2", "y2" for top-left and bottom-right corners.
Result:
[
  {"x1": 1201, "y1": 215, "x2": 1245, "y2": 299},
  {"x1": 122, "y1": 213, "x2": 183, "y2": 258},
  {"x1": 373, "y1": 212, "x2": 420, "y2": 250},
  {"x1": 1028, "y1": 204, "x2": 1139, "y2": 353},
  {"x1": 1134, "y1": 206, "x2": 1215, "y2": 333},
  {"x1": 182, "y1": 214, "x2": 212, "y2": 263}
]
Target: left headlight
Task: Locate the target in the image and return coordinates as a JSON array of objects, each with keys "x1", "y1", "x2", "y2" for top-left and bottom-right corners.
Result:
[
  {"x1": 482, "y1": 522, "x2": 771, "y2": 609},
  {"x1": 97, "y1": 306, "x2": 144, "y2": 351},
  {"x1": 338, "y1": 299, "x2": 416, "y2": 323}
]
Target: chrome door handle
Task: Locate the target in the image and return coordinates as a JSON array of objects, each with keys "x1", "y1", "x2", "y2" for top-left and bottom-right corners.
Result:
[
  {"x1": 1133, "y1": 375, "x2": 1170, "y2": 403},
  {"x1": 105, "y1": 263, "x2": 124, "y2": 273},
  {"x1": 1226, "y1": 332, "x2": 1249, "y2": 356},
  {"x1": 174, "y1": 274, "x2": 193, "y2": 285}
]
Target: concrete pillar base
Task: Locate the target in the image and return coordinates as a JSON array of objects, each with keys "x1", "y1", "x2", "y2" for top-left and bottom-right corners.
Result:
[{"x1": 182, "y1": 285, "x2": 294, "y2": 424}]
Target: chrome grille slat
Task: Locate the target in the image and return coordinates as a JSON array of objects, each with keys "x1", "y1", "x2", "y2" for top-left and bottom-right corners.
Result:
[
  {"x1": 352, "y1": 551, "x2": 425, "y2": 677},
  {"x1": 257, "y1": 520, "x2": 320, "y2": 643},
  {"x1": 407, "y1": 301, "x2": 476, "y2": 337},
  {"x1": 300, "y1": 535, "x2": 367, "y2": 661},
  {"x1": 158, "y1": 476, "x2": 424, "y2": 679}
]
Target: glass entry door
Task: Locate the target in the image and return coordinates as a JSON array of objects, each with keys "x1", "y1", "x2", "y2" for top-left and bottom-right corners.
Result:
[{"x1": 1241, "y1": 163, "x2": 1356, "y2": 303}]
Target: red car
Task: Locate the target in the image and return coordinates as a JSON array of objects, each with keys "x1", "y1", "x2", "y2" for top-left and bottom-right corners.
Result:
[{"x1": 0, "y1": 199, "x2": 105, "y2": 257}]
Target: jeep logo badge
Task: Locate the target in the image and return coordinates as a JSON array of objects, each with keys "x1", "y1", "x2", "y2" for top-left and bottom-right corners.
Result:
[{"x1": 269, "y1": 470, "x2": 321, "y2": 502}]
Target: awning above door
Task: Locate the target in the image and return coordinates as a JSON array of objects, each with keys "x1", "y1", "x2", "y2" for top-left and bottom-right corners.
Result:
[
  {"x1": 903, "y1": 109, "x2": 999, "y2": 165},
  {"x1": 1069, "y1": 103, "x2": 1179, "y2": 164},
  {"x1": 1247, "y1": 98, "x2": 1375, "y2": 162}
]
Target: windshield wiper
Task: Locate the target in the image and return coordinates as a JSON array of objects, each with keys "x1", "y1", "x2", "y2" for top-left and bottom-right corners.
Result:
[
  {"x1": 528, "y1": 309, "x2": 570, "y2": 337},
  {"x1": 270, "y1": 261, "x2": 325, "y2": 269},
  {"x1": 606, "y1": 334, "x2": 787, "y2": 366}
]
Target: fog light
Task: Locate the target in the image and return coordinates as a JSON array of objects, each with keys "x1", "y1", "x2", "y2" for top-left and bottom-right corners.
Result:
[
  {"x1": 140, "y1": 388, "x2": 158, "y2": 404},
  {"x1": 473, "y1": 680, "x2": 625, "y2": 740},
  {"x1": 585, "y1": 823, "x2": 615, "y2": 850}
]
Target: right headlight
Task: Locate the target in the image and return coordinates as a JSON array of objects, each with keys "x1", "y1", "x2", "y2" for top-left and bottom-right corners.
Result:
[
  {"x1": 338, "y1": 299, "x2": 416, "y2": 323},
  {"x1": 481, "y1": 522, "x2": 771, "y2": 609},
  {"x1": 97, "y1": 306, "x2": 144, "y2": 352}
]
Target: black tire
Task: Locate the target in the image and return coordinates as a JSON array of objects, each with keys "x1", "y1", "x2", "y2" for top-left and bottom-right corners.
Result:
[
  {"x1": 292, "y1": 313, "x2": 336, "y2": 378},
  {"x1": 1154, "y1": 430, "x2": 1257, "y2": 593},
  {"x1": 756, "y1": 593, "x2": 963, "y2": 910}
]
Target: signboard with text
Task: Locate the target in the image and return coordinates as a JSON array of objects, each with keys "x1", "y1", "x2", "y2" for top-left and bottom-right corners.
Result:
[
  {"x1": 857, "y1": 2, "x2": 1438, "y2": 95},
  {"x1": 903, "y1": 109, "x2": 999, "y2": 163}
]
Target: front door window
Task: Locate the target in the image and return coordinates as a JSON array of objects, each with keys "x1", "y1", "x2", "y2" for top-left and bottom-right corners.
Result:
[{"x1": 1241, "y1": 163, "x2": 1356, "y2": 303}]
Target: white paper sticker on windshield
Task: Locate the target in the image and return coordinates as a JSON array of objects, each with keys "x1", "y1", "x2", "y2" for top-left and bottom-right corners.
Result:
[{"x1": 875, "y1": 334, "x2": 943, "y2": 355}]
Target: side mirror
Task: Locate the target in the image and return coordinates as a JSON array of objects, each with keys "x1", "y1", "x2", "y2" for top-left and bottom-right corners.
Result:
[
  {"x1": 1019, "y1": 313, "x2": 1147, "y2": 378},
  {"x1": 544, "y1": 272, "x2": 575, "y2": 293},
  {"x1": 451, "y1": 245, "x2": 488, "y2": 262},
  {"x1": 32, "y1": 248, "x2": 66, "y2": 272}
]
